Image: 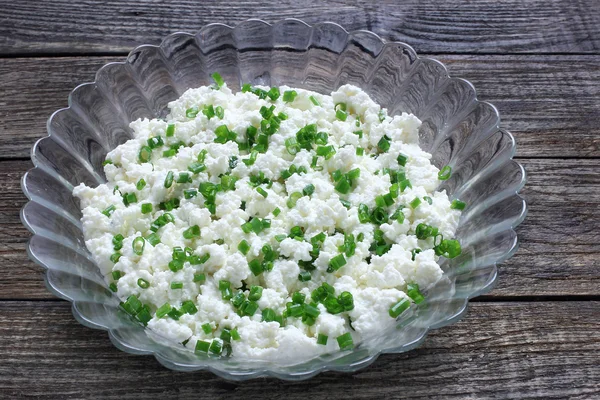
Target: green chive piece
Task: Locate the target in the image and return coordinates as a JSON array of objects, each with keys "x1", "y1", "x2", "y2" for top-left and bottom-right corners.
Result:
[
  {"x1": 336, "y1": 109, "x2": 347, "y2": 121},
  {"x1": 136, "y1": 179, "x2": 147, "y2": 190},
  {"x1": 137, "y1": 278, "x2": 150, "y2": 289},
  {"x1": 451, "y1": 199, "x2": 466, "y2": 210},
  {"x1": 283, "y1": 90, "x2": 297, "y2": 103},
  {"x1": 238, "y1": 239, "x2": 250, "y2": 255},
  {"x1": 181, "y1": 300, "x2": 198, "y2": 315},
  {"x1": 334, "y1": 176, "x2": 351, "y2": 194},
  {"x1": 256, "y1": 187, "x2": 268, "y2": 198},
  {"x1": 407, "y1": 283, "x2": 425, "y2": 304},
  {"x1": 248, "y1": 285, "x2": 263, "y2": 301},
  {"x1": 201, "y1": 323, "x2": 212, "y2": 334},
  {"x1": 211, "y1": 72, "x2": 225, "y2": 89},
  {"x1": 102, "y1": 205, "x2": 116, "y2": 218},
  {"x1": 438, "y1": 165, "x2": 452, "y2": 180},
  {"x1": 193, "y1": 273, "x2": 206, "y2": 283},
  {"x1": 378, "y1": 135, "x2": 391, "y2": 152},
  {"x1": 337, "y1": 332, "x2": 354, "y2": 349},
  {"x1": 132, "y1": 237, "x2": 145, "y2": 256},
  {"x1": 356, "y1": 147, "x2": 364, "y2": 156},
  {"x1": 170, "y1": 281, "x2": 183, "y2": 290},
  {"x1": 111, "y1": 270, "x2": 122, "y2": 281},
  {"x1": 184, "y1": 189, "x2": 198, "y2": 199},
  {"x1": 397, "y1": 153, "x2": 408, "y2": 166},
  {"x1": 267, "y1": 87, "x2": 280, "y2": 101},
  {"x1": 328, "y1": 254, "x2": 347, "y2": 272},
  {"x1": 287, "y1": 192, "x2": 303, "y2": 208},
  {"x1": 410, "y1": 197, "x2": 421, "y2": 209},
  {"x1": 186, "y1": 106, "x2": 200, "y2": 118},
  {"x1": 411, "y1": 248, "x2": 422, "y2": 261},
  {"x1": 317, "y1": 334, "x2": 328, "y2": 345},
  {"x1": 141, "y1": 203, "x2": 153, "y2": 214},
  {"x1": 389, "y1": 298, "x2": 411, "y2": 318},
  {"x1": 215, "y1": 105, "x2": 224, "y2": 120},
  {"x1": 303, "y1": 184, "x2": 315, "y2": 196},
  {"x1": 164, "y1": 171, "x2": 174, "y2": 188},
  {"x1": 156, "y1": 303, "x2": 172, "y2": 318},
  {"x1": 273, "y1": 207, "x2": 281, "y2": 217},
  {"x1": 138, "y1": 146, "x2": 152, "y2": 163},
  {"x1": 274, "y1": 234, "x2": 287, "y2": 242},
  {"x1": 166, "y1": 123, "x2": 175, "y2": 137},
  {"x1": 309, "y1": 95, "x2": 320, "y2": 106},
  {"x1": 109, "y1": 282, "x2": 118, "y2": 292},
  {"x1": 231, "y1": 328, "x2": 241, "y2": 341},
  {"x1": 195, "y1": 340, "x2": 210, "y2": 353},
  {"x1": 102, "y1": 159, "x2": 113, "y2": 166},
  {"x1": 248, "y1": 259, "x2": 263, "y2": 276},
  {"x1": 424, "y1": 196, "x2": 433, "y2": 205},
  {"x1": 182, "y1": 225, "x2": 201, "y2": 240},
  {"x1": 378, "y1": 109, "x2": 386, "y2": 122},
  {"x1": 298, "y1": 271, "x2": 312, "y2": 282}
]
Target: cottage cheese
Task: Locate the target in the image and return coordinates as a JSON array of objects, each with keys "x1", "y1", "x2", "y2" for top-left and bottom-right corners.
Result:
[{"x1": 73, "y1": 79, "x2": 462, "y2": 364}]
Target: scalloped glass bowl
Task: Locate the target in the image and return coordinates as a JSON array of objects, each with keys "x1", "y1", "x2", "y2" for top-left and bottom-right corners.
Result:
[{"x1": 21, "y1": 19, "x2": 526, "y2": 380}]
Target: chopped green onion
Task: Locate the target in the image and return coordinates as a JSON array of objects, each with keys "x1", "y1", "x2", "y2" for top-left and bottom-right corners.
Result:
[
  {"x1": 186, "y1": 106, "x2": 200, "y2": 118},
  {"x1": 162, "y1": 148, "x2": 177, "y2": 158},
  {"x1": 219, "y1": 280, "x2": 233, "y2": 300},
  {"x1": 242, "y1": 150, "x2": 258, "y2": 166},
  {"x1": 261, "y1": 308, "x2": 277, "y2": 322},
  {"x1": 292, "y1": 292, "x2": 306, "y2": 304},
  {"x1": 248, "y1": 285, "x2": 263, "y2": 301},
  {"x1": 181, "y1": 300, "x2": 198, "y2": 315},
  {"x1": 340, "y1": 199, "x2": 351, "y2": 209},
  {"x1": 273, "y1": 207, "x2": 281, "y2": 217},
  {"x1": 377, "y1": 135, "x2": 391, "y2": 152},
  {"x1": 370, "y1": 207, "x2": 389, "y2": 225},
  {"x1": 267, "y1": 87, "x2": 280, "y2": 101},
  {"x1": 397, "y1": 153, "x2": 408, "y2": 166},
  {"x1": 389, "y1": 298, "x2": 411, "y2": 318},
  {"x1": 335, "y1": 103, "x2": 347, "y2": 111},
  {"x1": 211, "y1": 72, "x2": 225, "y2": 89},
  {"x1": 356, "y1": 147, "x2": 364, "y2": 156},
  {"x1": 137, "y1": 278, "x2": 150, "y2": 289},
  {"x1": 195, "y1": 340, "x2": 210, "y2": 353},
  {"x1": 451, "y1": 199, "x2": 466, "y2": 210},
  {"x1": 284, "y1": 137, "x2": 300, "y2": 155},
  {"x1": 156, "y1": 303, "x2": 172, "y2": 318},
  {"x1": 255, "y1": 186, "x2": 268, "y2": 198},
  {"x1": 248, "y1": 259, "x2": 263, "y2": 276},
  {"x1": 298, "y1": 271, "x2": 312, "y2": 282},
  {"x1": 274, "y1": 234, "x2": 287, "y2": 242},
  {"x1": 337, "y1": 332, "x2": 354, "y2": 349},
  {"x1": 132, "y1": 237, "x2": 145, "y2": 256},
  {"x1": 338, "y1": 291, "x2": 354, "y2": 311},
  {"x1": 102, "y1": 205, "x2": 116, "y2": 218},
  {"x1": 434, "y1": 239, "x2": 462, "y2": 259},
  {"x1": 184, "y1": 189, "x2": 198, "y2": 199},
  {"x1": 176, "y1": 172, "x2": 191, "y2": 184},
  {"x1": 170, "y1": 281, "x2": 183, "y2": 290},
  {"x1": 411, "y1": 248, "x2": 422, "y2": 261},
  {"x1": 141, "y1": 203, "x2": 153, "y2": 214},
  {"x1": 287, "y1": 192, "x2": 303, "y2": 208},
  {"x1": 353, "y1": 130, "x2": 363, "y2": 139},
  {"x1": 400, "y1": 179, "x2": 412, "y2": 192},
  {"x1": 328, "y1": 254, "x2": 347, "y2": 272},
  {"x1": 164, "y1": 171, "x2": 174, "y2": 188},
  {"x1": 309, "y1": 95, "x2": 320, "y2": 106},
  {"x1": 109, "y1": 282, "x2": 118, "y2": 292},
  {"x1": 316, "y1": 145, "x2": 336, "y2": 160},
  {"x1": 283, "y1": 90, "x2": 297, "y2": 102},
  {"x1": 146, "y1": 233, "x2": 160, "y2": 246},
  {"x1": 336, "y1": 109, "x2": 347, "y2": 121},
  {"x1": 317, "y1": 334, "x2": 328, "y2": 345},
  {"x1": 410, "y1": 197, "x2": 421, "y2": 209},
  {"x1": 111, "y1": 270, "x2": 123, "y2": 281},
  {"x1": 183, "y1": 225, "x2": 200, "y2": 239},
  {"x1": 166, "y1": 123, "x2": 175, "y2": 137},
  {"x1": 103, "y1": 159, "x2": 113, "y2": 166},
  {"x1": 138, "y1": 146, "x2": 152, "y2": 163},
  {"x1": 231, "y1": 328, "x2": 241, "y2": 341},
  {"x1": 147, "y1": 136, "x2": 164, "y2": 149},
  {"x1": 241, "y1": 300, "x2": 259, "y2": 316},
  {"x1": 407, "y1": 283, "x2": 425, "y2": 304},
  {"x1": 334, "y1": 176, "x2": 351, "y2": 194},
  {"x1": 378, "y1": 109, "x2": 386, "y2": 122},
  {"x1": 122, "y1": 192, "x2": 137, "y2": 206},
  {"x1": 423, "y1": 196, "x2": 433, "y2": 205},
  {"x1": 193, "y1": 273, "x2": 206, "y2": 283},
  {"x1": 238, "y1": 239, "x2": 250, "y2": 255},
  {"x1": 215, "y1": 105, "x2": 224, "y2": 120},
  {"x1": 201, "y1": 323, "x2": 212, "y2": 334},
  {"x1": 214, "y1": 124, "x2": 237, "y2": 144},
  {"x1": 438, "y1": 165, "x2": 452, "y2": 180},
  {"x1": 302, "y1": 184, "x2": 315, "y2": 197},
  {"x1": 358, "y1": 204, "x2": 371, "y2": 223},
  {"x1": 136, "y1": 179, "x2": 147, "y2": 190}
]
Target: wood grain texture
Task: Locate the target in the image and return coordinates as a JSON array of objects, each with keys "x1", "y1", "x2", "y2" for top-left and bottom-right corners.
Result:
[
  {"x1": 1, "y1": 55, "x2": 600, "y2": 159},
  {"x1": 3, "y1": 158, "x2": 599, "y2": 299},
  {"x1": 1, "y1": 0, "x2": 600, "y2": 55},
  {"x1": 0, "y1": 301, "x2": 598, "y2": 399}
]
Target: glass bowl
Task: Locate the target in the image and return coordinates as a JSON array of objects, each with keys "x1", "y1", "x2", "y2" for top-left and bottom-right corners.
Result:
[{"x1": 20, "y1": 18, "x2": 526, "y2": 380}]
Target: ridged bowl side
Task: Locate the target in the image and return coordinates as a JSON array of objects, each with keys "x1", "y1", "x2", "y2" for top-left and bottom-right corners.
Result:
[{"x1": 21, "y1": 18, "x2": 526, "y2": 380}]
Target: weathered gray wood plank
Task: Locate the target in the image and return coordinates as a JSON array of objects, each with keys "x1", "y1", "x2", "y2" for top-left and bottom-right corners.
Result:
[
  {"x1": 1, "y1": 55, "x2": 599, "y2": 159},
  {"x1": 1, "y1": 0, "x2": 599, "y2": 55},
  {"x1": 3, "y1": 158, "x2": 599, "y2": 299},
  {"x1": 0, "y1": 301, "x2": 597, "y2": 399}
]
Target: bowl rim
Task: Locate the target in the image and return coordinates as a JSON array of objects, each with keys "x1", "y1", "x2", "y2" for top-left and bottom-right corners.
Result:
[{"x1": 20, "y1": 17, "x2": 527, "y2": 380}]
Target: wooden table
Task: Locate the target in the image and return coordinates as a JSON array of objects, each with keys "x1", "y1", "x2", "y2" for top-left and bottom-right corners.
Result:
[{"x1": 1, "y1": 1, "x2": 599, "y2": 398}]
